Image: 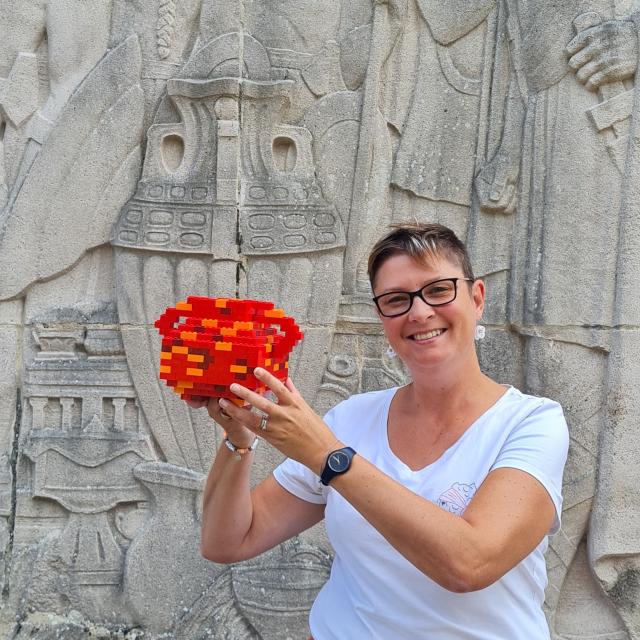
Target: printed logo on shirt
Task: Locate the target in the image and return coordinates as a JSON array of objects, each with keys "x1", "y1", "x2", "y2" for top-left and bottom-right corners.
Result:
[{"x1": 437, "y1": 482, "x2": 477, "y2": 515}]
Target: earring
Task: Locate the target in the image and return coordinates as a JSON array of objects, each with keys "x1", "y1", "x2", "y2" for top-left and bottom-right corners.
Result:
[
  {"x1": 475, "y1": 325, "x2": 486, "y2": 340},
  {"x1": 386, "y1": 344, "x2": 397, "y2": 358}
]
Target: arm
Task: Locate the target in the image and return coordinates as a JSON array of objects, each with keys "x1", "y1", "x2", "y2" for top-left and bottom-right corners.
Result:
[
  {"x1": 194, "y1": 397, "x2": 325, "y2": 564},
  {"x1": 328, "y1": 460, "x2": 554, "y2": 592},
  {"x1": 474, "y1": 76, "x2": 524, "y2": 214},
  {"x1": 222, "y1": 368, "x2": 562, "y2": 593}
]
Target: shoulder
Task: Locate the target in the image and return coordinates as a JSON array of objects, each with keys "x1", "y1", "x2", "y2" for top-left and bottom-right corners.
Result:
[
  {"x1": 497, "y1": 387, "x2": 567, "y2": 433},
  {"x1": 491, "y1": 388, "x2": 569, "y2": 478}
]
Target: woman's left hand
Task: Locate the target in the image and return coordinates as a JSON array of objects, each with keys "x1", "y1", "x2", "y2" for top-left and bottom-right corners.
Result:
[{"x1": 218, "y1": 367, "x2": 341, "y2": 475}]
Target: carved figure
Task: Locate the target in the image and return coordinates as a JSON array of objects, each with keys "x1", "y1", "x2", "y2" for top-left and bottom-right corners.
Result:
[
  {"x1": 340, "y1": 0, "x2": 405, "y2": 299},
  {"x1": 0, "y1": 6, "x2": 152, "y2": 628},
  {"x1": 0, "y1": 0, "x2": 112, "y2": 210},
  {"x1": 476, "y1": 1, "x2": 640, "y2": 636},
  {"x1": 388, "y1": 0, "x2": 496, "y2": 237},
  {"x1": 0, "y1": 37, "x2": 144, "y2": 541}
]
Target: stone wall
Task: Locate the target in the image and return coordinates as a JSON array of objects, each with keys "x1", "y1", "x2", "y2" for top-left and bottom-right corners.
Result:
[{"x1": 0, "y1": 0, "x2": 639, "y2": 637}]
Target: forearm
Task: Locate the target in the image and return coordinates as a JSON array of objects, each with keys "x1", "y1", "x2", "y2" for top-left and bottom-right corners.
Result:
[
  {"x1": 200, "y1": 440, "x2": 256, "y2": 563},
  {"x1": 330, "y1": 455, "x2": 501, "y2": 592}
]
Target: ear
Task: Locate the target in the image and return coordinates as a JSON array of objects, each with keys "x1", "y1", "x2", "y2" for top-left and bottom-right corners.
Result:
[{"x1": 472, "y1": 278, "x2": 485, "y2": 320}]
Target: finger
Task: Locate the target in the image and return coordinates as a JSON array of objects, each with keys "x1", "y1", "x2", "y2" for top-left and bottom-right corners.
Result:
[
  {"x1": 568, "y1": 43, "x2": 597, "y2": 71},
  {"x1": 218, "y1": 397, "x2": 258, "y2": 428},
  {"x1": 480, "y1": 198, "x2": 509, "y2": 213},
  {"x1": 184, "y1": 396, "x2": 209, "y2": 409},
  {"x1": 505, "y1": 191, "x2": 517, "y2": 215},
  {"x1": 566, "y1": 31, "x2": 590, "y2": 56},
  {"x1": 206, "y1": 397, "x2": 232, "y2": 420},
  {"x1": 489, "y1": 180, "x2": 506, "y2": 203},
  {"x1": 501, "y1": 183, "x2": 517, "y2": 213},
  {"x1": 585, "y1": 66, "x2": 619, "y2": 91},
  {"x1": 254, "y1": 367, "x2": 289, "y2": 401},
  {"x1": 206, "y1": 398, "x2": 237, "y2": 425},
  {"x1": 576, "y1": 57, "x2": 605, "y2": 84},
  {"x1": 229, "y1": 381, "x2": 276, "y2": 415}
]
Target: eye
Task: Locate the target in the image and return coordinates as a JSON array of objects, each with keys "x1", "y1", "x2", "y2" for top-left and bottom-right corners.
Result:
[
  {"x1": 381, "y1": 293, "x2": 410, "y2": 307},
  {"x1": 423, "y1": 281, "x2": 455, "y2": 300}
]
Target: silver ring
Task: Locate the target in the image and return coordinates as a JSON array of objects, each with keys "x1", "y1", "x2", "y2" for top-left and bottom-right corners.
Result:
[{"x1": 259, "y1": 414, "x2": 269, "y2": 431}]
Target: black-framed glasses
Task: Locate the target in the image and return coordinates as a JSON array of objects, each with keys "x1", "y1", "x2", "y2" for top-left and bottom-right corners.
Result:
[{"x1": 372, "y1": 278, "x2": 474, "y2": 318}]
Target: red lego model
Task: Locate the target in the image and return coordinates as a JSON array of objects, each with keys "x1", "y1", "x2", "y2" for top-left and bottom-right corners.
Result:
[{"x1": 154, "y1": 296, "x2": 304, "y2": 402}]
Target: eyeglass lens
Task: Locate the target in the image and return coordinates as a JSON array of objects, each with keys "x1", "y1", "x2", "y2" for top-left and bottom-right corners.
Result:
[{"x1": 376, "y1": 279, "x2": 458, "y2": 316}]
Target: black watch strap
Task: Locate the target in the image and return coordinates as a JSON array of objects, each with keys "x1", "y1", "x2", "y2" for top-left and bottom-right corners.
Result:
[{"x1": 320, "y1": 446, "x2": 356, "y2": 486}]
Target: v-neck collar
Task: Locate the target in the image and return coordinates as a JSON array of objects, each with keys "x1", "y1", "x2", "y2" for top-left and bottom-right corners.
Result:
[{"x1": 380, "y1": 385, "x2": 515, "y2": 474}]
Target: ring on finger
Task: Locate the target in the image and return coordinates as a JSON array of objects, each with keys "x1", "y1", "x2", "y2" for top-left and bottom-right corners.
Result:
[{"x1": 259, "y1": 414, "x2": 269, "y2": 431}]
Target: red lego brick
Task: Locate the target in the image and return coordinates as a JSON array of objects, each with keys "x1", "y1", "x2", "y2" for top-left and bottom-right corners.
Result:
[{"x1": 154, "y1": 297, "x2": 304, "y2": 401}]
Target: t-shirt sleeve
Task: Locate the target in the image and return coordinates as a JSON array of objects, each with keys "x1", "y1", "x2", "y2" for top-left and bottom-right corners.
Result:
[
  {"x1": 490, "y1": 399, "x2": 569, "y2": 534},
  {"x1": 272, "y1": 406, "x2": 338, "y2": 505}
]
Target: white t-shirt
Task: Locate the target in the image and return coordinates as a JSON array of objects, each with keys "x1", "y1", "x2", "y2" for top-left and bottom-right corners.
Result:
[{"x1": 273, "y1": 386, "x2": 569, "y2": 640}]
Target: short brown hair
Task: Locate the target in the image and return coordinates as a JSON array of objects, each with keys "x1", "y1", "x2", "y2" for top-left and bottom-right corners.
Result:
[{"x1": 367, "y1": 222, "x2": 475, "y2": 289}]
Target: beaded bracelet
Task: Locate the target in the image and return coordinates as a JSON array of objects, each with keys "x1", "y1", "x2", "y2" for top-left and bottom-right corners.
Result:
[{"x1": 223, "y1": 434, "x2": 259, "y2": 459}]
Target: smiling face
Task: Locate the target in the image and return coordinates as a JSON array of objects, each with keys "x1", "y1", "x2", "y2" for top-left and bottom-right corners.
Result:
[{"x1": 372, "y1": 253, "x2": 485, "y2": 377}]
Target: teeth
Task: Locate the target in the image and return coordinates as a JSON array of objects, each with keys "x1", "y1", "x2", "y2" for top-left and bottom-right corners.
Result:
[{"x1": 413, "y1": 329, "x2": 443, "y2": 340}]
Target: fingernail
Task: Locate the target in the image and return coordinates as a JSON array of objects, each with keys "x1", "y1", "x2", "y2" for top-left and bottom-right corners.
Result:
[
  {"x1": 219, "y1": 398, "x2": 229, "y2": 407},
  {"x1": 229, "y1": 383, "x2": 241, "y2": 393},
  {"x1": 254, "y1": 367, "x2": 265, "y2": 376}
]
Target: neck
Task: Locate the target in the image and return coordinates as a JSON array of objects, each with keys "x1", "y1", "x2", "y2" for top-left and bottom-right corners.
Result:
[{"x1": 403, "y1": 355, "x2": 500, "y2": 417}]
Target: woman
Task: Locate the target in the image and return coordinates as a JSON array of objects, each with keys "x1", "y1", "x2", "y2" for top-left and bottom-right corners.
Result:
[{"x1": 194, "y1": 222, "x2": 569, "y2": 639}]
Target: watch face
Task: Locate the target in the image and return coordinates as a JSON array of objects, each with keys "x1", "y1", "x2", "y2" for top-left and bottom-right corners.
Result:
[{"x1": 328, "y1": 450, "x2": 351, "y2": 472}]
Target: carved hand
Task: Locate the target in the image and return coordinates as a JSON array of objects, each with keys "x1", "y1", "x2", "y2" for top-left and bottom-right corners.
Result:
[
  {"x1": 567, "y1": 20, "x2": 638, "y2": 91},
  {"x1": 474, "y1": 150, "x2": 518, "y2": 215}
]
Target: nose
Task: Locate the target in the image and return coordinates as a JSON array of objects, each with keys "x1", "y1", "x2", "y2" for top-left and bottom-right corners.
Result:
[{"x1": 407, "y1": 295, "x2": 436, "y2": 321}]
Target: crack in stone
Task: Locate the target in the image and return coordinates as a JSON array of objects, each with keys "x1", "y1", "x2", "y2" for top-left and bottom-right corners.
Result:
[{"x1": 3, "y1": 387, "x2": 21, "y2": 603}]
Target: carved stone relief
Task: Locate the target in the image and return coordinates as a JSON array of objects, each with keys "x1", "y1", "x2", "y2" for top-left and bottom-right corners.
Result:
[{"x1": 0, "y1": 0, "x2": 639, "y2": 637}]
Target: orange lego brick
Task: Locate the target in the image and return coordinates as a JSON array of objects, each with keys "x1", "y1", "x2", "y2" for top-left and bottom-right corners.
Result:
[{"x1": 230, "y1": 365, "x2": 248, "y2": 374}]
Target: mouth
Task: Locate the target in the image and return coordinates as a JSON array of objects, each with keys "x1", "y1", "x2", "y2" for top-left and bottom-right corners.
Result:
[{"x1": 409, "y1": 329, "x2": 446, "y2": 341}]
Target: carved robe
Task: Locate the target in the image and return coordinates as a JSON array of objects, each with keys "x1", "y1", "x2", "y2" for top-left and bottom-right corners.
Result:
[
  {"x1": 507, "y1": 0, "x2": 636, "y2": 636},
  {"x1": 389, "y1": 0, "x2": 495, "y2": 207}
]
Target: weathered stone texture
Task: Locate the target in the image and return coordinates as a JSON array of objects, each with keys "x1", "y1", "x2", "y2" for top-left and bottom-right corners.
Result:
[{"x1": 0, "y1": 0, "x2": 639, "y2": 637}]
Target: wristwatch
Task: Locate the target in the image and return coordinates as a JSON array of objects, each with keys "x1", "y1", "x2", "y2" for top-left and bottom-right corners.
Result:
[{"x1": 320, "y1": 446, "x2": 356, "y2": 486}]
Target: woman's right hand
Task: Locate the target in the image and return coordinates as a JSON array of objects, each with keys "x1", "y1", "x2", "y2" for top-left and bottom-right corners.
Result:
[{"x1": 185, "y1": 396, "x2": 256, "y2": 447}]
